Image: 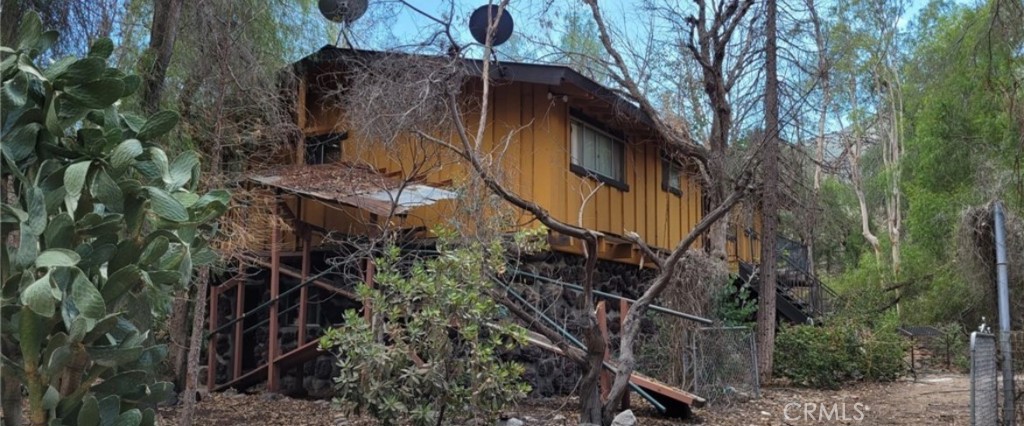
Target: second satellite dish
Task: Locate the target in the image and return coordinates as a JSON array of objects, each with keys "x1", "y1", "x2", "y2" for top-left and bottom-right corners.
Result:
[
  {"x1": 318, "y1": 0, "x2": 368, "y2": 24},
  {"x1": 469, "y1": 5, "x2": 514, "y2": 46}
]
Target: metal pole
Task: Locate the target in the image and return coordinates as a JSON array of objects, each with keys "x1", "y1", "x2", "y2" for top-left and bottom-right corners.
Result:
[
  {"x1": 268, "y1": 200, "x2": 281, "y2": 392},
  {"x1": 511, "y1": 269, "x2": 713, "y2": 325},
  {"x1": 971, "y1": 332, "x2": 978, "y2": 426},
  {"x1": 495, "y1": 278, "x2": 667, "y2": 413},
  {"x1": 994, "y1": 201, "x2": 1015, "y2": 426}
]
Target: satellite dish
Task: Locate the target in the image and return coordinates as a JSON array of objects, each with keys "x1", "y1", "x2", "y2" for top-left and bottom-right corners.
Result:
[
  {"x1": 318, "y1": 0, "x2": 368, "y2": 24},
  {"x1": 469, "y1": 5, "x2": 514, "y2": 46}
]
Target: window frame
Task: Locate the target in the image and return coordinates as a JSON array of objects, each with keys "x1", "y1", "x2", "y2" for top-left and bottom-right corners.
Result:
[
  {"x1": 304, "y1": 131, "x2": 347, "y2": 165},
  {"x1": 661, "y1": 157, "x2": 684, "y2": 197},
  {"x1": 569, "y1": 114, "x2": 629, "y2": 191}
]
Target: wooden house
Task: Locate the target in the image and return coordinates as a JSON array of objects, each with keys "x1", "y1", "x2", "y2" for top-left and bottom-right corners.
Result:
[
  {"x1": 205, "y1": 46, "x2": 773, "y2": 403},
  {"x1": 257, "y1": 46, "x2": 762, "y2": 265}
]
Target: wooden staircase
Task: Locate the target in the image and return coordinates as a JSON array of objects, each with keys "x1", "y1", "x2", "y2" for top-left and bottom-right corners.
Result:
[{"x1": 204, "y1": 208, "x2": 367, "y2": 395}]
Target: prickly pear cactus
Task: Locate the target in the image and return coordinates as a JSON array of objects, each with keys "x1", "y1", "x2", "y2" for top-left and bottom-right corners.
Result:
[{"x1": 1, "y1": 12, "x2": 228, "y2": 426}]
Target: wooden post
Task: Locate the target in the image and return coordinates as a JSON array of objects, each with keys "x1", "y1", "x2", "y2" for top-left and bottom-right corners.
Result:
[
  {"x1": 597, "y1": 301, "x2": 610, "y2": 402},
  {"x1": 297, "y1": 226, "x2": 310, "y2": 345},
  {"x1": 268, "y1": 200, "x2": 281, "y2": 392},
  {"x1": 233, "y1": 281, "x2": 244, "y2": 380},
  {"x1": 206, "y1": 285, "x2": 219, "y2": 390},
  {"x1": 619, "y1": 298, "x2": 630, "y2": 410}
]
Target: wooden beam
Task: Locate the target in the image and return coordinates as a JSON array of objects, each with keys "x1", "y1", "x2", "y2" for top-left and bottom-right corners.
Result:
[
  {"x1": 246, "y1": 257, "x2": 358, "y2": 300},
  {"x1": 598, "y1": 301, "x2": 610, "y2": 403},
  {"x1": 233, "y1": 282, "x2": 245, "y2": 380},
  {"x1": 216, "y1": 364, "x2": 267, "y2": 393},
  {"x1": 298, "y1": 227, "x2": 311, "y2": 346},
  {"x1": 267, "y1": 201, "x2": 281, "y2": 392},
  {"x1": 620, "y1": 298, "x2": 630, "y2": 410},
  {"x1": 206, "y1": 284, "x2": 219, "y2": 390},
  {"x1": 627, "y1": 372, "x2": 704, "y2": 407}
]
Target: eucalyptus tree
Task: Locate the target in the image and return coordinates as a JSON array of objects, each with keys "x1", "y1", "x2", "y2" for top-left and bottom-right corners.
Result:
[{"x1": 829, "y1": 0, "x2": 909, "y2": 275}]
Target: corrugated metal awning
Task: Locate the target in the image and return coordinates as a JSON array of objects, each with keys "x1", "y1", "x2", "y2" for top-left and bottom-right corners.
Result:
[{"x1": 249, "y1": 163, "x2": 457, "y2": 217}]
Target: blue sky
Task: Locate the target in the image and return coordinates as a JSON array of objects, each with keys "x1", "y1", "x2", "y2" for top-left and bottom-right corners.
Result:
[{"x1": 330, "y1": 0, "x2": 972, "y2": 58}]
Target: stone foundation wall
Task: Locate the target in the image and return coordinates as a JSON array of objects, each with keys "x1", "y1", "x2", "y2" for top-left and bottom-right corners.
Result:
[
  {"x1": 204, "y1": 251, "x2": 658, "y2": 399},
  {"x1": 507, "y1": 252, "x2": 656, "y2": 397}
]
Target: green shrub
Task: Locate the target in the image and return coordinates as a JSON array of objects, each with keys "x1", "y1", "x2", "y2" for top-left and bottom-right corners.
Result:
[
  {"x1": 713, "y1": 277, "x2": 757, "y2": 326},
  {"x1": 319, "y1": 237, "x2": 530, "y2": 426},
  {"x1": 774, "y1": 318, "x2": 906, "y2": 389},
  {"x1": 1, "y1": 12, "x2": 227, "y2": 426},
  {"x1": 774, "y1": 323, "x2": 858, "y2": 388}
]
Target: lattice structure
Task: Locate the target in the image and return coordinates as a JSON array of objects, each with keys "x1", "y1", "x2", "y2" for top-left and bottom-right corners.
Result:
[
  {"x1": 691, "y1": 326, "x2": 760, "y2": 406},
  {"x1": 971, "y1": 332, "x2": 998, "y2": 426}
]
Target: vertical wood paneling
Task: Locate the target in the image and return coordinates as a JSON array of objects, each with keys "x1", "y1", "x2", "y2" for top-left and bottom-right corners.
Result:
[
  {"x1": 519, "y1": 84, "x2": 534, "y2": 203},
  {"x1": 644, "y1": 144, "x2": 658, "y2": 247},
  {"x1": 623, "y1": 144, "x2": 637, "y2": 236},
  {"x1": 304, "y1": 79, "x2": 720, "y2": 254}
]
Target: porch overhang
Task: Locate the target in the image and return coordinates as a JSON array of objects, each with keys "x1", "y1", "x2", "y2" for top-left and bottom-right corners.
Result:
[{"x1": 249, "y1": 162, "x2": 457, "y2": 217}]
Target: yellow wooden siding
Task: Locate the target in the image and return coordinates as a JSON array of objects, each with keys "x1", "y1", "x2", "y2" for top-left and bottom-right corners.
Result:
[{"x1": 301, "y1": 80, "x2": 709, "y2": 255}]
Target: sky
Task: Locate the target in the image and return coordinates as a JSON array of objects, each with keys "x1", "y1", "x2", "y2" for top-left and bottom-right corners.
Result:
[
  {"x1": 328, "y1": 0, "x2": 973, "y2": 58},
  {"x1": 314, "y1": 0, "x2": 979, "y2": 142}
]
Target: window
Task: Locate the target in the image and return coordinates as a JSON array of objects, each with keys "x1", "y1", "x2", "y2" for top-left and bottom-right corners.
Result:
[
  {"x1": 662, "y1": 159, "x2": 683, "y2": 196},
  {"x1": 305, "y1": 132, "x2": 347, "y2": 165},
  {"x1": 570, "y1": 119, "x2": 627, "y2": 190}
]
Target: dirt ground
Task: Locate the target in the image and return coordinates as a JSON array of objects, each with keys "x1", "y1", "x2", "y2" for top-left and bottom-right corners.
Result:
[
  {"x1": 698, "y1": 373, "x2": 970, "y2": 425},
  {"x1": 157, "y1": 373, "x2": 971, "y2": 425}
]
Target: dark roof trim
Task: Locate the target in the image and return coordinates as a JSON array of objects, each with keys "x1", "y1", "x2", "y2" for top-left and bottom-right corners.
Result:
[{"x1": 293, "y1": 46, "x2": 657, "y2": 132}]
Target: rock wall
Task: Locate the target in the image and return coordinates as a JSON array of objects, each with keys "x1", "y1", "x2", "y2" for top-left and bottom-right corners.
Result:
[
  {"x1": 506, "y1": 253, "x2": 656, "y2": 397},
  {"x1": 204, "y1": 251, "x2": 658, "y2": 400}
]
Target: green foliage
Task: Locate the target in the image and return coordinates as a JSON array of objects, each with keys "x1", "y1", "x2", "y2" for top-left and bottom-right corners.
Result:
[
  {"x1": 713, "y1": 278, "x2": 757, "y2": 326},
  {"x1": 1, "y1": 13, "x2": 228, "y2": 426},
  {"x1": 774, "y1": 315, "x2": 906, "y2": 389},
  {"x1": 319, "y1": 236, "x2": 530, "y2": 426}
]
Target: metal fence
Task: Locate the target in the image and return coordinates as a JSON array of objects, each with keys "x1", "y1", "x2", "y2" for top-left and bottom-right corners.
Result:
[
  {"x1": 1012, "y1": 331, "x2": 1024, "y2": 424},
  {"x1": 971, "y1": 332, "x2": 999, "y2": 426},
  {"x1": 691, "y1": 326, "x2": 760, "y2": 405}
]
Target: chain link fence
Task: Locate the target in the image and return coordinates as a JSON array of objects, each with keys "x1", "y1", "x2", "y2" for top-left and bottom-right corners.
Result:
[
  {"x1": 632, "y1": 319, "x2": 759, "y2": 407},
  {"x1": 691, "y1": 326, "x2": 760, "y2": 406},
  {"x1": 1012, "y1": 331, "x2": 1024, "y2": 424},
  {"x1": 971, "y1": 332, "x2": 998, "y2": 426}
]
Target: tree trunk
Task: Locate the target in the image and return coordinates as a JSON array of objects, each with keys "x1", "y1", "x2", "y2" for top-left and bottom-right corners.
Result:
[
  {"x1": 705, "y1": 77, "x2": 733, "y2": 261},
  {"x1": 846, "y1": 81, "x2": 882, "y2": 259},
  {"x1": 808, "y1": 0, "x2": 830, "y2": 283},
  {"x1": 140, "y1": 0, "x2": 184, "y2": 114},
  {"x1": 883, "y1": 64, "x2": 904, "y2": 277},
  {"x1": 179, "y1": 267, "x2": 210, "y2": 426},
  {"x1": 168, "y1": 292, "x2": 190, "y2": 389},
  {"x1": 756, "y1": 0, "x2": 780, "y2": 384},
  {"x1": 706, "y1": 154, "x2": 730, "y2": 260},
  {"x1": 578, "y1": 243, "x2": 606, "y2": 425},
  {"x1": 579, "y1": 315, "x2": 606, "y2": 426},
  {"x1": 601, "y1": 190, "x2": 748, "y2": 417}
]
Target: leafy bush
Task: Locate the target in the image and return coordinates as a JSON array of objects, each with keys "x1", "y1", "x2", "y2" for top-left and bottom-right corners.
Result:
[
  {"x1": 319, "y1": 236, "x2": 530, "y2": 426},
  {"x1": 1, "y1": 13, "x2": 227, "y2": 426},
  {"x1": 713, "y1": 277, "x2": 757, "y2": 326},
  {"x1": 774, "y1": 317, "x2": 906, "y2": 389}
]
